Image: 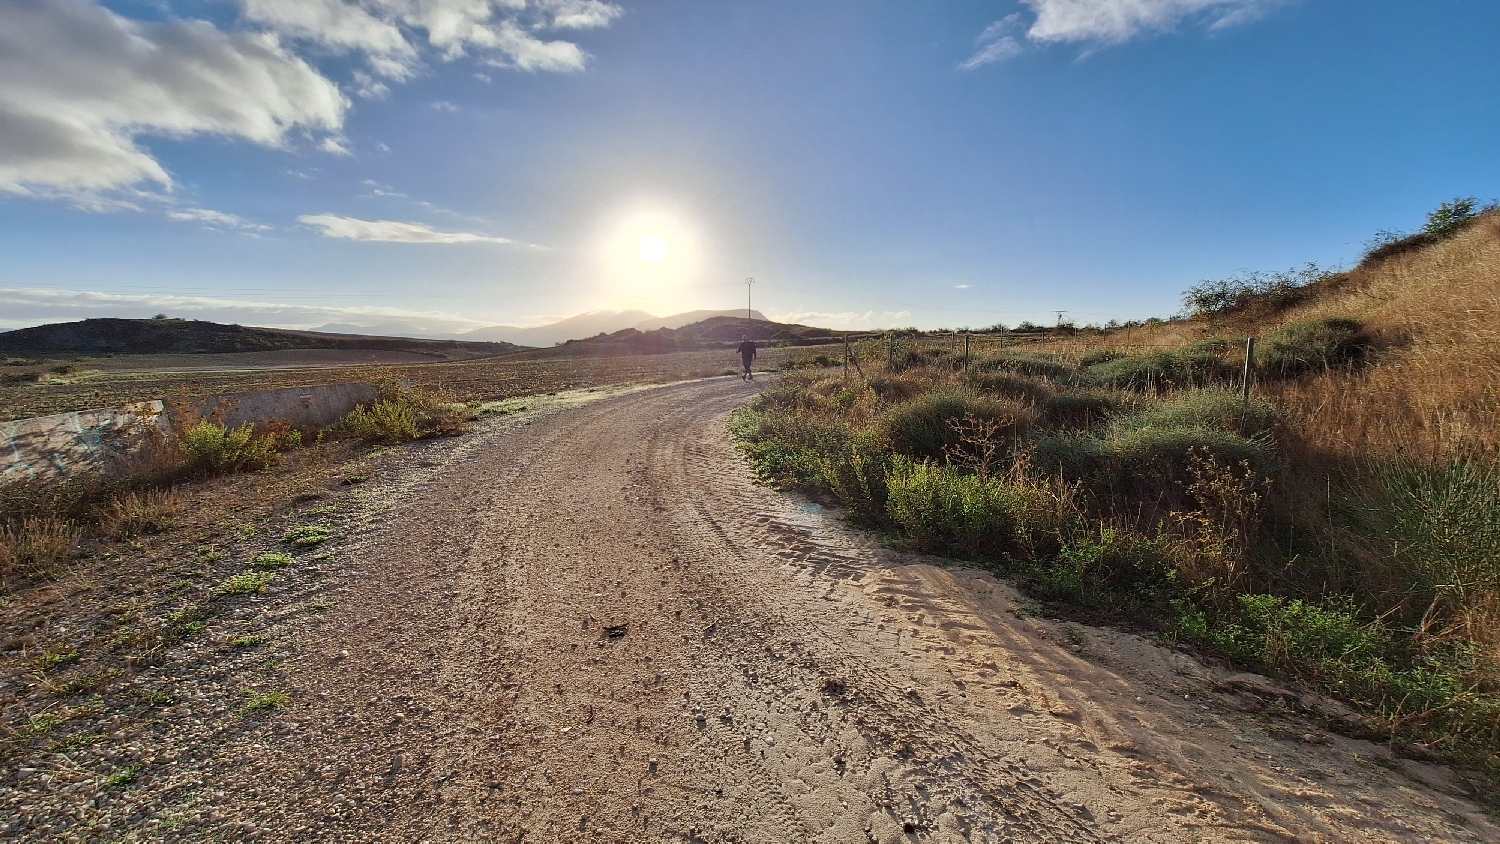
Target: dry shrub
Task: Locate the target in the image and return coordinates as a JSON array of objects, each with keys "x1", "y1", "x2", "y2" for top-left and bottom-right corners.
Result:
[
  {"x1": 1, "y1": 516, "x2": 79, "y2": 582},
  {"x1": 99, "y1": 489, "x2": 180, "y2": 539}
]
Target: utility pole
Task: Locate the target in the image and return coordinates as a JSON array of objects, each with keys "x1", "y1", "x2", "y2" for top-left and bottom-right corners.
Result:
[{"x1": 744, "y1": 278, "x2": 755, "y2": 322}]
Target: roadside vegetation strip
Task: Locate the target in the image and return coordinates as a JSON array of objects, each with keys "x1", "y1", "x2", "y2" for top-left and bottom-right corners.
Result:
[{"x1": 731, "y1": 214, "x2": 1500, "y2": 781}]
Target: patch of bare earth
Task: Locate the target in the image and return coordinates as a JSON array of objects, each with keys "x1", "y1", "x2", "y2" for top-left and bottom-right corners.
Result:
[{"x1": 5, "y1": 378, "x2": 1495, "y2": 842}]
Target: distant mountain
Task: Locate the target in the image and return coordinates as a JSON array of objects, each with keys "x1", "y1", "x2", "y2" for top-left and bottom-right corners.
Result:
[
  {"x1": 455, "y1": 308, "x2": 769, "y2": 347},
  {"x1": 525, "y1": 315, "x2": 838, "y2": 358},
  {"x1": 0, "y1": 318, "x2": 523, "y2": 357}
]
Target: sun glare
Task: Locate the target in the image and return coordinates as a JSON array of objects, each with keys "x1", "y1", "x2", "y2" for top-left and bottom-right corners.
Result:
[
  {"x1": 597, "y1": 204, "x2": 704, "y2": 314},
  {"x1": 638, "y1": 234, "x2": 668, "y2": 263}
]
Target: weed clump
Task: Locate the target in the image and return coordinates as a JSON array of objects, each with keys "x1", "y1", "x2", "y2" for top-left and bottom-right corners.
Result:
[
  {"x1": 218, "y1": 571, "x2": 274, "y2": 595},
  {"x1": 282, "y1": 525, "x2": 331, "y2": 546},
  {"x1": 1260, "y1": 318, "x2": 1369, "y2": 375},
  {"x1": 342, "y1": 378, "x2": 469, "y2": 444},
  {"x1": 178, "y1": 420, "x2": 281, "y2": 475},
  {"x1": 1, "y1": 516, "x2": 79, "y2": 582}
]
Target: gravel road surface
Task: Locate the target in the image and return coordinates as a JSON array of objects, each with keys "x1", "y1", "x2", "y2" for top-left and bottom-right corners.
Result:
[{"x1": 97, "y1": 378, "x2": 1498, "y2": 842}]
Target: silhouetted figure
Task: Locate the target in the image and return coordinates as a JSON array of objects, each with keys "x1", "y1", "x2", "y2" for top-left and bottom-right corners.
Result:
[{"x1": 737, "y1": 336, "x2": 757, "y2": 381}]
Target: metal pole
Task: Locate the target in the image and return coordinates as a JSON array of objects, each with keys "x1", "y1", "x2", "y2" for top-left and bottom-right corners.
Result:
[
  {"x1": 1242, "y1": 337, "x2": 1256, "y2": 406},
  {"x1": 744, "y1": 278, "x2": 755, "y2": 322}
]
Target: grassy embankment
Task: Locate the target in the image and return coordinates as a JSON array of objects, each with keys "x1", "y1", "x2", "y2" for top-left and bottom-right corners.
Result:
[{"x1": 733, "y1": 202, "x2": 1500, "y2": 777}]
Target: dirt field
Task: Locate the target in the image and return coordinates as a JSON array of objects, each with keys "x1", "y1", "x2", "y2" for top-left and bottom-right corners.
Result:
[
  {"x1": 0, "y1": 345, "x2": 826, "y2": 421},
  {"x1": 9, "y1": 378, "x2": 1493, "y2": 842}
]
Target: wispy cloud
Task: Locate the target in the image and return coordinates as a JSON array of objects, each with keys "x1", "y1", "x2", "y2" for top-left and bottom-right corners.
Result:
[
  {"x1": 962, "y1": 0, "x2": 1285, "y2": 68},
  {"x1": 0, "y1": 287, "x2": 493, "y2": 334},
  {"x1": 960, "y1": 14, "x2": 1027, "y2": 70},
  {"x1": 165, "y1": 207, "x2": 272, "y2": 232},
  {"x1": 298, "y1": 214, "x2": 534, "y2": 245}
]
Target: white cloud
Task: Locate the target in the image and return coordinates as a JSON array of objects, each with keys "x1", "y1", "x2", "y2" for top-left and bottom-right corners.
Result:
[
  {"x1": 963, "y1": 0, "x2": 1283, "y2": 66},
  {"x1": 239, "y1": 0, "x2": 416, "y2": 75},
  {"x1": 319, "y1": 137, "x2": 354, "y2": 156},
  {"x1": 165, "y1": 207, "x2": 272, "y2": 231},
  {"x1": 237, "y1": 0, "x2": 622, "y2": 74},
  {"x1": 431, "y1": 100, "x2": 461, "y2": 112},
  {"x1": 0, "y1": 0, "x2": 347, "y2": 201},
  {"x1": 954, "y1": 284, "x2": 972, "y2": 289},
  {"x1": 298, "y1": 213, "x2": 532, "y2": 245},
  {"x1": 1026, "y1": 0, "x2": 1279, "y2": 44},
  {"x1": 0, "y1": 287, "x2": 493, "y2": 334}
]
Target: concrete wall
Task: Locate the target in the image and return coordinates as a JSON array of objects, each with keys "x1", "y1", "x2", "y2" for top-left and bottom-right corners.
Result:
[
  {"x1": 1, "y1": 381, "x2": 379, "y2": 486},
  {"x1": 185, "y1": 382, "x2": 379, "y2": 432},
  {"x1": 1, "y1": 402, "x2": 167, "y2": 485}
]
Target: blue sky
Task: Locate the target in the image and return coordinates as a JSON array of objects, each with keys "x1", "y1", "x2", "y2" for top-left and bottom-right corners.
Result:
[{"x1": 2, "y1": 0, "x2": 1498, "y2": 335}]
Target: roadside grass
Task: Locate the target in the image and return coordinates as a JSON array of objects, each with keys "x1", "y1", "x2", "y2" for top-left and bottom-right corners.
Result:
[
  {"x1": 733, "y1": 253, "x2": 1500, "y2": 781},
  {"x1": 242, "y1": 689, "x2": 289, "y2": 713},
  {"x1": 282, "y1": 525, "x2": 331, "y2": 546}
]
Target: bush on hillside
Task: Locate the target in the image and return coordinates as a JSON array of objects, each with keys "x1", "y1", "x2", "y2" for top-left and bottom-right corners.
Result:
[
  {"x1": 1260, "y1": 318, "x2": 1369, "y2": 375},
  {"x1": 964, "y1": 371, "x2": 1055, "y2": 404},
  {"x1": 970, "y1": 352, "x2": 1073, "y2": 380},
  {"x1": 1080, "y1": 346, "x2": 1234, "y2": 391},
  {"x1": 1040, "y1": 391, "x2": 1120, "y2": 429},
  {"x1": 1182, "y1": 264, "x2": 1332, "y2": 317},
  {"x1": 880, "y1": 391, "x2": 1032, "y2": 461},
  {"x1": 1111, "y1": 388, "x2": 1275, "y2": 437}
]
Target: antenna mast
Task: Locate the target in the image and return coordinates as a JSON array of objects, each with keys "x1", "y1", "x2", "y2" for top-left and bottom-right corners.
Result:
[{"x1": 745, "y1": 277, "x2": 755, "y2": 322}]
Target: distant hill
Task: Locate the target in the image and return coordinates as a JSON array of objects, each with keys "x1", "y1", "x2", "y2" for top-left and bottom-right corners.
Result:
[
  {"x1": 453, "y1": 308, "x2": 770, "y2": 346},
  {"x1": 525, "y1": 315, "x2": 839, "y2": 358},
  {"x1": 0, "y1": 318, "x2": 523, "y2": 357}
]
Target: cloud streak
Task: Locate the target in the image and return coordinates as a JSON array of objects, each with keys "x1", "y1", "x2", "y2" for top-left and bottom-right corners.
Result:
[
  {"x1": 298, "y1": 214, "x2": 534, "y2": 245},
  {"x1": 0, "y1": 287, "x2": 493, "y2": 334},
  {"x1": 962, "y1": 0, "x2": 1285, "y2": 67}
]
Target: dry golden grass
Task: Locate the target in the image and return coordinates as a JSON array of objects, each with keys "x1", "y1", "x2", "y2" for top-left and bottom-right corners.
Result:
[{"x1": 1264, "y1": 214, "x2": 1500, "y2": 459}]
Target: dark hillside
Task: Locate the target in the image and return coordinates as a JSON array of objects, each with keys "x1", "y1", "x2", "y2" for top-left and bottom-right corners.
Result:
[
  {"x1": 0, "y1": 318, "x2": 523, "y2": 357},
  {"x1": 528, "y1": 316, "x2": 840, "y2": 357}
]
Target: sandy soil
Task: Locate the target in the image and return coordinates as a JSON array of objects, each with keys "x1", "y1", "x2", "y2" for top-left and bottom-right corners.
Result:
[{"x1": 71, "y1": 378, "x2": 1498, "y2": 842}]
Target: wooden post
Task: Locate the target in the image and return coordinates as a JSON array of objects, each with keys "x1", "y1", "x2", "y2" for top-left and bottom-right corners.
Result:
[
  {"x1": 843, "y1": 334, "x2": 850, "y2": 381},
  {"x1": 963, "y1": 333, "x2": 970, "y2": 372},
  {"x1": 1242, "y1": 336, "x2": 1256, "y2": 406},
  {"x1": 888, "y1": 333, "x2": 895, "y2": 370}
]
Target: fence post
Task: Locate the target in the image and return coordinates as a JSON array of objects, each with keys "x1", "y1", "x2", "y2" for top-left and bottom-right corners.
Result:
[
  {"x1": 843, "y1": 334, "x2": 850, "y2": 381},
  {"x1": 1242, "y1": 336, "x2": 1256, "y2": 406},
  {"x1": 963, "y1": 333, "x2": 970, "y2": 372},
  {"x1": 888, "y1": 333, "x2": 894, "y2": 370}
]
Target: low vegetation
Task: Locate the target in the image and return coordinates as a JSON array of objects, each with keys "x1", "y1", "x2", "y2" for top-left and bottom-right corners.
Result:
[{"x1": 733, "y1": 202, "x2": 1500, "y2": 778}]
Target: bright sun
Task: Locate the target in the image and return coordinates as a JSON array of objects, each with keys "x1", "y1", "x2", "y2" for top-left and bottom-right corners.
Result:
[{"x1": 638, "y1": 234, "x2": 668, "y2": 263}]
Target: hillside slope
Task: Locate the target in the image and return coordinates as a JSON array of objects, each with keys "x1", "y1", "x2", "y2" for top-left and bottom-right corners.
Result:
[
  {"x1": 0, "y1": 318, "x2": 523, "y2": 358},
  {"x1": 521, "y1": 315, "x2": 840, "y2": 357}
]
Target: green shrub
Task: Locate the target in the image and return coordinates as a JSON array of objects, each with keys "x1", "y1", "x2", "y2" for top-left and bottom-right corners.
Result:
[
  {"x1": 178, "y1": 421, "x2": 279, "y2": 474},
  {"x1": 342, "y1": 400, "x2": 419, "y2": 444},
  {"x1": 1181, "y1": 264, "x2": 1332, "y2": 317},
  {"x1": 1111, "y1": 389, "x2": 1275, "y2": 437},
  {"x1": 886, "y1": 459, "x2": 1022, "y2": 558},
  {"x1": 250, "y1": 552, "x2": 294, "y2": 570},
  {"x1": 1078, "y1": 349, "x2": 1123, "y2": 367},
  {"x1": 1375, "y1": 455, "x2": 1500, "y2": 624},
  {"x1": 964, "y1": 371, "x2": 1054, "y2": 404},
  {"x1": 730, "y1": 406, "x2": 851, "y2": 493},
  {"x1": 1081, "y1": 348, "x2": 1233, "y2": 391},
  {"x1": 1025, "y1": 528, "x2": 1180, "y2": 610},
  {"x1": 1040, "y1": 391, "x2": 1119, "y2": 429},
  {"x1": 1260, "y1": 318, "x2": 1368, "y2": 375},
  {"x1": 1423, "y1": 196, "x2": 1482, "y2": 238},
  {"x1": 816, "y1": 431, "x2": 894, "y2": 524},
  {"x1": 283, "y1": 525, "x2": 332, "y2": 546},
  {"x1": 218, "y1": 570, "x2": 274, "y2": 595},
  {"x1": 880, "y1": 391, "x2": 1030, "y2": 461},
  {"x1": 970, "y1": 352, "x2": 1073, "y2": 380}
]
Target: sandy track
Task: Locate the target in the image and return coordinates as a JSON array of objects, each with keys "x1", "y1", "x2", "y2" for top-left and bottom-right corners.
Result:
[{"x1": 215, "y1": 379, "x2": 1496, "y2": 842}]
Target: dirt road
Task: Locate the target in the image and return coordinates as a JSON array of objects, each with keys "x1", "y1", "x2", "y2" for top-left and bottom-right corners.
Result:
[{"x1": 205, "y1": 378, "x2": 1495, "y2": 842}]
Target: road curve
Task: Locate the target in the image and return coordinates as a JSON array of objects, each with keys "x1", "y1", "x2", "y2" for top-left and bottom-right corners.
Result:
[{"x1": 215, "y1": 378, "x2": 1497, "y2": 843}]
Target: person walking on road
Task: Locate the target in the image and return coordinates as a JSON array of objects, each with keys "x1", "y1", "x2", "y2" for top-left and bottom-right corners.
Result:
[{"x1": 737, "y1": 335, "x2": 758, "y2": 381}]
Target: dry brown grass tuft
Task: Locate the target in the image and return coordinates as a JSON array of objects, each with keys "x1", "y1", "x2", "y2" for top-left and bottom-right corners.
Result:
[{"x1": 1, "y1": 516, "x2": 79, "y2": 583}]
